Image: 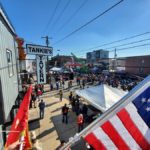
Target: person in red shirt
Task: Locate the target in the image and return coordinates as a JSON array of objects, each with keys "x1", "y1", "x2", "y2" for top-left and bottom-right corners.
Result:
[{"x1": 77, "y1": 113, "x2": 84, "y2": 132}]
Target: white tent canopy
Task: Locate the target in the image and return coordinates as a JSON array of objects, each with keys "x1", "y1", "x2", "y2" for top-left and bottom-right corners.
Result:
[
  {"x1": 50, "y1": 67, "x2": 63, "y2": 72},
  {"x1": 75, "y1": 84, "x2": 128, "y2": 112}
]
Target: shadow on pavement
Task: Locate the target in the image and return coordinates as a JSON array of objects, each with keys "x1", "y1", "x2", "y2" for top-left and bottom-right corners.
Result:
[
  {"x1": 51, "y1": 111, "x2": 77, "y2": 142},
  {"x1": 37, "y1": 127, "x2": 55, "y2": 139},
  {"x1": 45, "y1": 101, "x2": 59, "y2": 108},
  {"x1": 51, "y1": 107, "x2": 62, "y2": 113},
  {"x1": 29, "y1": 118, "x2": 40, "y2": 130}
]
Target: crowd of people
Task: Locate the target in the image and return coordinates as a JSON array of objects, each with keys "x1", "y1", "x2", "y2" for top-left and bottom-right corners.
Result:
[
  {"x1": 24, "y1": 72, "x2": 142, "y2": 150},
  {"x1": 61, "y1": 92, "x2": 90, "y2": 133},
  {"x1": 75, "y1": 73, "x2": 141, "y2": 93},
  {"x1": 48, "y1": 72, "x2": 141, "y2": 93}
]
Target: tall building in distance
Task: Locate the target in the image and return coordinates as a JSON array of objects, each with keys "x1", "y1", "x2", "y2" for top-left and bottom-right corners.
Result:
[{"x1": 86, "y1": 49, "x2": 109, "y2": 63}]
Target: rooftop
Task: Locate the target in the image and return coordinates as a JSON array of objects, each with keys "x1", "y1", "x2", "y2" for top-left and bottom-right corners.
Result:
[{"x1": 0, "y1": 2, "x2": 16, "y2": 34}]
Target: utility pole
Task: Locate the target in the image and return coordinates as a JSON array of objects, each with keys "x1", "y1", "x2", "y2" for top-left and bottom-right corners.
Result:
[
  {"x1": 41, "y1": 36, "x2": 52, "y2": 47},
  {"x1": 114, "y1": 48, "x2": 117, "y2": 71}
]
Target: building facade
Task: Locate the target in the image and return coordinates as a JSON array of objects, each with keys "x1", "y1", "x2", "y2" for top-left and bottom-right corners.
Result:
[
  {"x1": 49, "y1": 55, "x2": 73, "y2": 67},
  {"x1": 125, "y1": 55, "x2": 150, "y2": 76},
  {"x1": 0, "y1": 3, "x2": 19, "y2": 148},
  {"x1": 109, "y1": 55, "x2": 150, "y2": 76},
  {"x1": 86, "y1": 49, "x2": 109, "y2": 63}
]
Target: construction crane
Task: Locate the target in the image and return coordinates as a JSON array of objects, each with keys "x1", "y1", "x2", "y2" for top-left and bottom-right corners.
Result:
[
  {"x1": 70, "y1": 52, "x2": 85, "y2": 64},
  {"x1": 70, "y1": 53, "x2": 89, "y2": 73}
]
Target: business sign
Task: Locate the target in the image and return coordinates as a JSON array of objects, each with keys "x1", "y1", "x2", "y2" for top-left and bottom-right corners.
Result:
[
  {"x1": 26, "y1": 44, "x2": 53, "y2": 56},
  {"x1": 36, "y1": 55, "x2": 47, "y2": 84}
]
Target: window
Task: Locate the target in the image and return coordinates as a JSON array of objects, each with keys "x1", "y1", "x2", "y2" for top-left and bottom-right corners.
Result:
[{"x1": 6, "y1": 49, "x2": 14, "y2": 77}]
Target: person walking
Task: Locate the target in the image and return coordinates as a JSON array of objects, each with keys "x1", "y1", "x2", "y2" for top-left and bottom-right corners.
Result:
[
  {"x1": 82, "y1": 78, "x2": 85, "y2": 89},
  {"x1": 59, "y1": 90, "x2": 63, "y2": 101},
  {"x1": 68, "y1": 91, "x2": 73, "y2": 102},
  {"x1": 32, "y1": 92, "x2": 37, "y2": 108},
  {"x1": 77, "y1": 113, "x2": 84, "y2": 132},
  {"x1": 62, "y1": 104, "x2": 69, "y2": 124},
  {"x1": 82, "y1": 104, "x2": 88, "y2": 118},
  {"x1": 38, "y1": 99, "x2": 45, "y2": 119},
  {"x1": 50, "y1": 83, "x2": 53, "y2": 91},
  {"x1": 71, "y1": 96, "x2": 76, "y2": 112},
  {"x1": 62, "y1": 79, "x2": 65, "y2": 89},
  {"x1": 56, "y1": 81, "x2": 59, "y2": 90}
]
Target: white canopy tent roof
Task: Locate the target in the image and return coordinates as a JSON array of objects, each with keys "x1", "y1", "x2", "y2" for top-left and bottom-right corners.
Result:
[
  {"x1": 75, "y1": 84, "x2": 128, "y2": 112},
  {"x1": 50, "y1": 67, "x2": 63, "y2": 72}
]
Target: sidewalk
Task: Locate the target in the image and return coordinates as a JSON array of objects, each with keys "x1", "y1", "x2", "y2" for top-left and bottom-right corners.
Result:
[
  {"x1": 28, "y1": 89, "x2": 77, "y2": 150},
  {"x1": 28, "y1": 82, "x2": 96, "y2": 150}
]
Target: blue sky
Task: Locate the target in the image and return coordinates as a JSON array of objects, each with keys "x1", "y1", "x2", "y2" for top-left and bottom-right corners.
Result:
[{"x1": 1, "y1": 0, "x2": 150, "y2": 58}]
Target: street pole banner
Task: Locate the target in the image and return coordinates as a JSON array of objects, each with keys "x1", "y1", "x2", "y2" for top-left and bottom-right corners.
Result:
[{"x1": 36, "y1": 55, "x2": 47, "y2": 84}]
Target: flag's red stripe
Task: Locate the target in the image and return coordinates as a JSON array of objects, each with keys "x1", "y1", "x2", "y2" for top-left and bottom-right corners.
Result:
[
  {"x1": 85, "y1": 132, "x2": 106, "y2": 150},
  {"x1": 117, "y1": 108, "x2": 150, "y2": 149},
  {"x1": 101, "y1": 121, "x2": 130, "y2": 150}
]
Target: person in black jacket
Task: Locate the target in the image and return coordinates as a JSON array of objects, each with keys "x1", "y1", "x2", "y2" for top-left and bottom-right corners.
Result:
[
  {"x1": 38, "y1": 99, "x2": 45, "y2": 119},
  {"x1": 62, "y1": 104, "x2": 69, "y2": 124},
  {"x1": 82, "y1": 104, "x2": 88, "y2": 118}
]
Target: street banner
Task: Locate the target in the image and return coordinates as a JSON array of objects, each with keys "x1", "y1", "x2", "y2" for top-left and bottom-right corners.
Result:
[
  {"x1": 5, "y1": 86, "x2": 32, "y2": 150},
  {"x1": 26, "y1": 44, "x2": 53, "y2": 56},
  {"x1": 36, "y1": 55, "x2": 47, "y2": 84}
]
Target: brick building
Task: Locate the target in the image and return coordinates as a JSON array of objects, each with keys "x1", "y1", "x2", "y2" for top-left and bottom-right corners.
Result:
[
  {"x1": 49, "y1": 55, "x2": 86, "y2": 67},
  {"x1": 49, "y1": 55, "x2": 72, "y2": 67},
  {"x1": 108, "y1": 55, "x2": 150, "y2": 76},
  {"x1": 125, "y1": 55, "x2": 150, "y2": 76}
]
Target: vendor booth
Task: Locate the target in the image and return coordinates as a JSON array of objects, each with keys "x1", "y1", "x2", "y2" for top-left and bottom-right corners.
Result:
[
  {"x1": 50, "y1": 67, "x2": 63, "y2": 73},
  {"x1": 75, "y1": 84, "x2": 127, "y2": 112}
]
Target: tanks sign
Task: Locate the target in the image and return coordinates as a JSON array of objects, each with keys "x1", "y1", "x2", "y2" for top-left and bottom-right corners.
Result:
[
  {"x1": 36, "y1": 55, "x2": 47, "y2": 84},
  {"x1": 26, "y1": 44, "x2": 53, "y2": 56}
]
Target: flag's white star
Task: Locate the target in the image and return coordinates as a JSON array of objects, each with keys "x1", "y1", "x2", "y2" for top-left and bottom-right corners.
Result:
[
  {"x1": 145, "y1": 107, "x2": 150, "y2": 112},
  {"x1": 147, "y1": 98, "x2": 150, "y2": 103},
  {"x1": 141, "y1": 98, "x2": 146, "y2": 103}
]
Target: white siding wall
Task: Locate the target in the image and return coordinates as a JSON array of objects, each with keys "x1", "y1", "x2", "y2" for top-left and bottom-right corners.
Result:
[
  {"x1": 0, "y1": 16, "x2": 18, "y2": 121},
  {"x1": 0, "y1": 125, "x2": 3, "y2": 148}
]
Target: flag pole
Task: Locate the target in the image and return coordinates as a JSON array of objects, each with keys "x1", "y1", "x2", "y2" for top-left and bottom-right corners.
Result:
[
  {"x1": 19, "y1": 130, "x2": 25, "y2": 150},
  {"x1": 0, "y1": 131, "x2": 19, "y2": 133}
]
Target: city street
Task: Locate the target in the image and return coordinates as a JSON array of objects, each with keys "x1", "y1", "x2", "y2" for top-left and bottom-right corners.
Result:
[
  {"x1": 28, "y1": 83, "x2": 84, "y2": 150},
  {"x1": 0, "y1": 1, "x2": 150, "y2": 150}
]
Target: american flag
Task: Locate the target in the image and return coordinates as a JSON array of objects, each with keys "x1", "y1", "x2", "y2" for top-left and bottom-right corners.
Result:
[{"x1": 84, "y1": 82, "x2": 150, "y2": 149}]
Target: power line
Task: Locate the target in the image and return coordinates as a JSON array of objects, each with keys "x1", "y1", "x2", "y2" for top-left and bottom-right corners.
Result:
[
  {"x1": 73, "y1": 31, "x2": 150, "y2": 54},
  {"x1": 76, "y1": 43, "x2": 150, "y2": 58},
  {"x1": 70, "y1": 39, "x2": 150, "y2": 56},
  {"x1": 42, "y1": 0, "x2": 62, "y2": 34},
  {"x1": 105, "y1": 38, "x2": 150, "y2": 50},
  {"x1": 85, "y1": 31, "x2": 150, "y2": 51},
  {"x1": 56, "y1": 0, "x2": 88, "y2": 33},
  {"x1": 112, "y1": 43, "x2": 150, "y2": 52},
  {"x1": 49, "y1": 0, "x2": 71, "y2": 33},
  {"x1": 53, "y1": 0, "x2": 124, "y2": 45}
]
